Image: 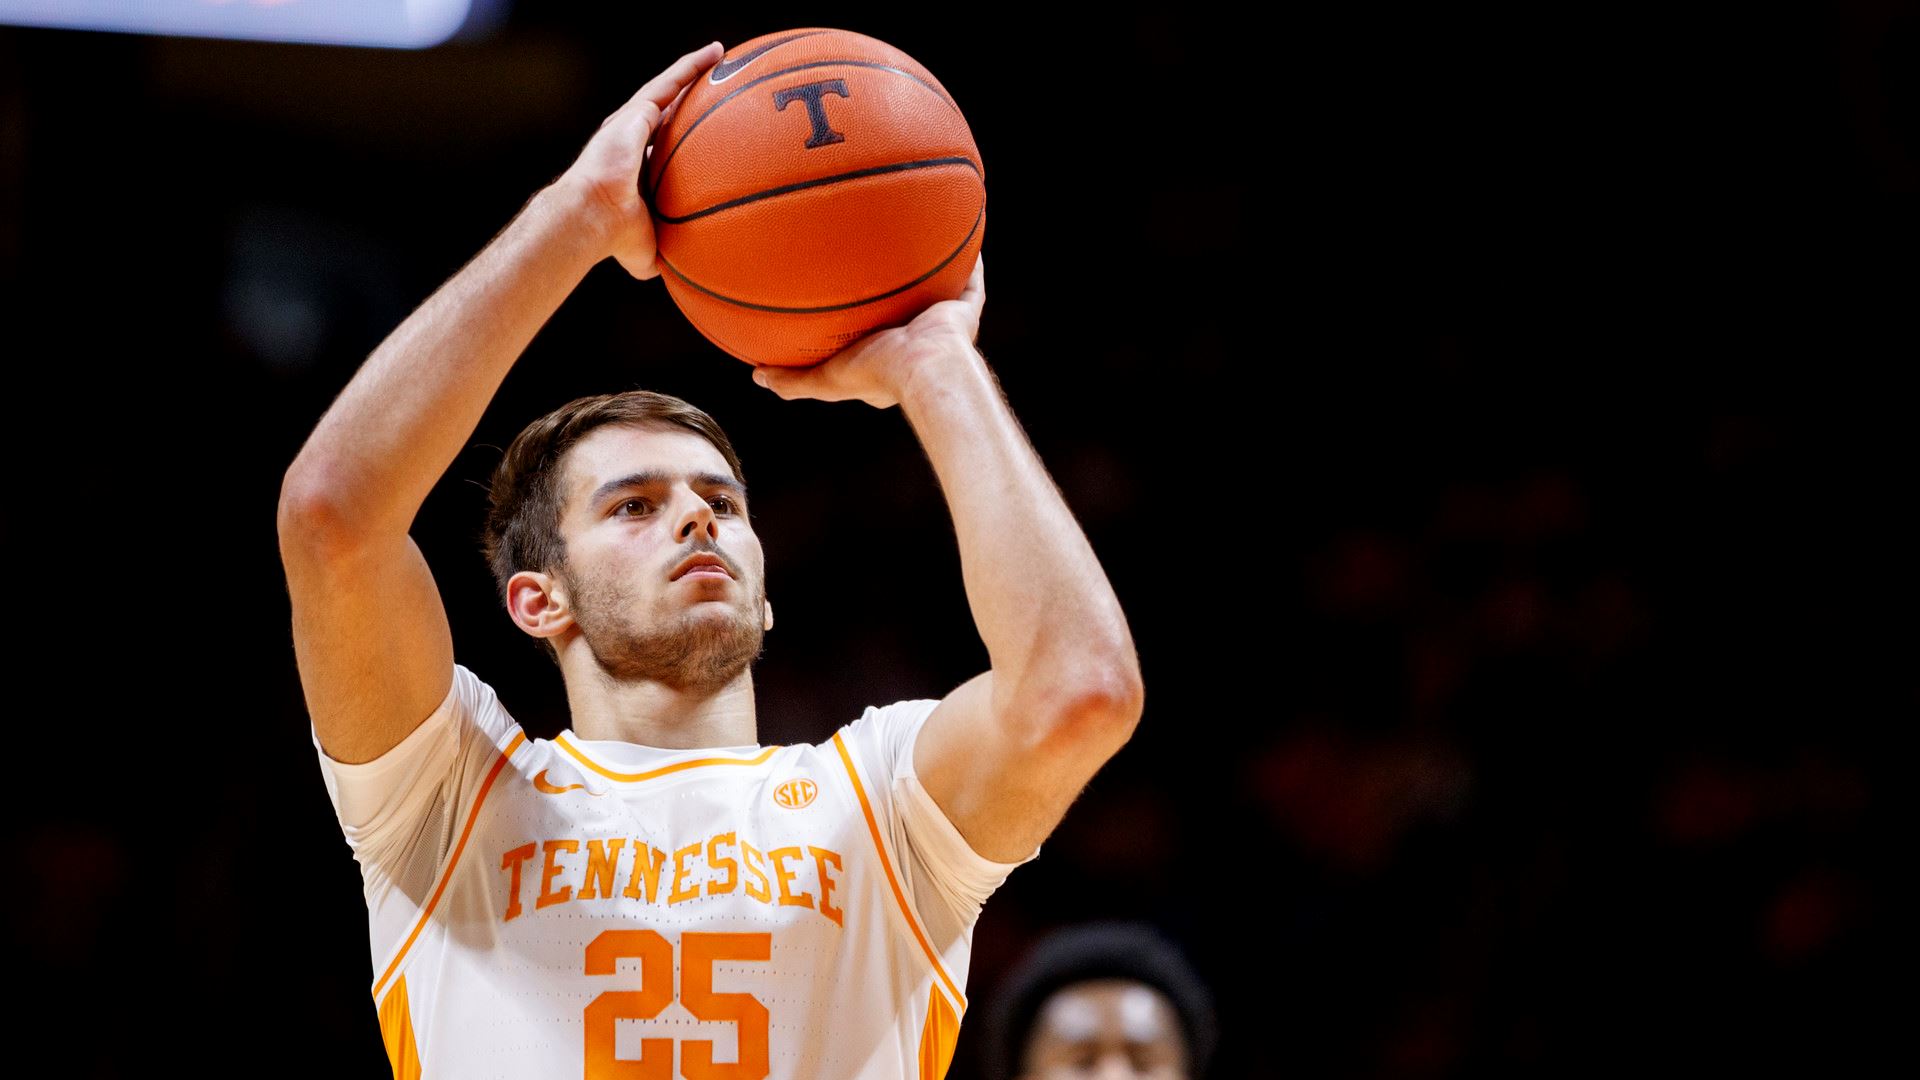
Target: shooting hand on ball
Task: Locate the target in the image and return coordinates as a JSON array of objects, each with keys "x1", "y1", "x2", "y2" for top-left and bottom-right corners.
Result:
[
  {"x1": 751, "y1": 253, "x2": 986, "y2": 410},
  {"x1": 557, "y1": 40, "x2": 724, "y2": 280}
]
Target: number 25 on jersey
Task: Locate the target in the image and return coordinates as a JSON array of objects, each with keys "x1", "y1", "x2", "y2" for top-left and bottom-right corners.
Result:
[{"x1": 585, "y1": 929, "x2": 772, "y2": 1079}]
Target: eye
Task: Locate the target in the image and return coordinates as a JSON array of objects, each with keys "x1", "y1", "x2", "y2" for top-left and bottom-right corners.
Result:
[
  {"x1": 711, "y1": 495, "x2": 739, "y2": 515},
  {"x1": 616, "y1": 498, "x2": 653, "y2": 517}
]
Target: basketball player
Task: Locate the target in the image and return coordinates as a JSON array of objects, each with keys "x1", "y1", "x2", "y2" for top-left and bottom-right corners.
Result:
[
  {"x1": 276, "y1": 40, "x2": 1143, "y2": 1079},
  {"x1": 984, "y1": 922, "x2": 1216, "y2": 1080}
]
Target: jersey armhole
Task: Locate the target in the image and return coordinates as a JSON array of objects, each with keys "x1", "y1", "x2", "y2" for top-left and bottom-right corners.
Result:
[{"x1": 312, "y1": 670, "x2": 459, "y2": 775}]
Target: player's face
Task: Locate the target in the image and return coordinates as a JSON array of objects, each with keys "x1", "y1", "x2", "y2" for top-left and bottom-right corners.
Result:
[
  {"x1": 552, "y1": 424, "x2": 768, "y2": 692},
  {"x1": 1019, "y1": 979, "x2": 1187, "y2": 1080}
]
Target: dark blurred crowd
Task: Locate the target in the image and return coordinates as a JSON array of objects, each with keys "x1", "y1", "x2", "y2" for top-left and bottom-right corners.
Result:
[{"x1": 3, "y1": 4, "x2": 1911, "y2": 1076}]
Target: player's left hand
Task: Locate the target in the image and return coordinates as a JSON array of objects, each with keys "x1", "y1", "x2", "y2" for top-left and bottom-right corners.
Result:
[{"x1": 750, "y1": 252, "x2": 985, "y2": 410}]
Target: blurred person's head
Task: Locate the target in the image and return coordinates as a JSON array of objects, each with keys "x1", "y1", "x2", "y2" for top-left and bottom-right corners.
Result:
[
  {"x1": 481, "y1": 390, "x2": 770, "y2": 694},
  {"x1": 987, "y1": 921, "x2": 1217, "y2": 1080}
]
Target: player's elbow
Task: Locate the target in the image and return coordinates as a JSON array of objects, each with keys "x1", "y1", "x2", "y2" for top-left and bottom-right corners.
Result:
[
  {"x1": 1054, "y1": 666, "x2": 1145, "y2": 747},
  {"x1": 1091, "y1": 652, "x2": 1145, "y2": 724}
]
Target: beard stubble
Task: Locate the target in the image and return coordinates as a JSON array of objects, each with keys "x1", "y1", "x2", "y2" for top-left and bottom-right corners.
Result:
[{"x1": 562, "y1": 557, "x2": 767, "y2": 694}]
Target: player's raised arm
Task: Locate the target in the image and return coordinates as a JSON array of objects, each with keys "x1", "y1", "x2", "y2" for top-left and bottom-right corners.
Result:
[
  {"x1": 278, "y1": 41, "x2": 724, "y2": 766},
  {"x1": 750, "y1": 255, "x2": 1145, "y2": 864}
]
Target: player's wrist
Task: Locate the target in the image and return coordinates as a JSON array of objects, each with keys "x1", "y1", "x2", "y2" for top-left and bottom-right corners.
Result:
[
  {"x1": 536, "y1": 174, "x2": 621, "y2": 263},
  {"x1": 897, "y1": 341, "x2": 990, "y2": 413}
]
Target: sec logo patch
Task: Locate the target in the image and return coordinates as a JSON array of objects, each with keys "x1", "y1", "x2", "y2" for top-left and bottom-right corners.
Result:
[{"x1": 773, "y1": 777, "x2": 818, "y2": 809}]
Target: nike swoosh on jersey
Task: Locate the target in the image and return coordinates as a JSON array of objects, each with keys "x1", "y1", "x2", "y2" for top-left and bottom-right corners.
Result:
[
  {"x1": 708, "y1": 31, "x2": 829, "y2": 83},
  {"x1": 533, "y1": 768, "x2": 601, "y2": 796}
]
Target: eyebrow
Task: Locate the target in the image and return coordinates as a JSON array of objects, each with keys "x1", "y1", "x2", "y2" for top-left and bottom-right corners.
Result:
[{"x1": 587, "y1": 470, "x2": 748, "y2": 510}]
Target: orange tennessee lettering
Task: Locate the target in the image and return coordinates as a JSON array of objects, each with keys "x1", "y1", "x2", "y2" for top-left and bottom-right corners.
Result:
[
  {"x1": 500, "y1": 842, "x2": 536, "y2": 921},
  {"x1": 623, "y1": 843, "x2": 670, "y2": 903},
  {"x1": 669, "y1": 842, "x2": 703, "y2": 904},
  {"x1": 769, "y1": 846, "x2": 813, "y2": 910},
  {"x1": 707, "y1": 832, "x2": 739, "y2": 896},
  {"x1": 577, "y1": 838, "x2": 627, "y2": 901},
  {"x1": 741, "y1": 841, "x2": 772, "y2": 903},
  {"x1": 807, "y1": 846, "x2": 844, "y2": 927},
  {"x1": 537, "y1": 839, "x2": 579, "y2": 910}
]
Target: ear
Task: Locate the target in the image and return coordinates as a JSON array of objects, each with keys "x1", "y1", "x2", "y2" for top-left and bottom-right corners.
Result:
[
  {"x1": 763, "y1": 598, "x2": 774, "y2": 631},
  {"x1": 508, "y1": 569, "x2": 573, "y2": 642}
]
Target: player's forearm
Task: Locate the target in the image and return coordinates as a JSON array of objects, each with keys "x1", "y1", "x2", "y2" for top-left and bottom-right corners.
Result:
[
  {"x1": 898, "y1": 347, "x2": 1144, "y2": 723},
  {"x1": 280, "y1": 180, "x2": 607, "y2": 539}
]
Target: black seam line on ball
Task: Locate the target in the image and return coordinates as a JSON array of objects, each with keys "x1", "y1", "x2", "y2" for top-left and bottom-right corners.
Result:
[
  {"x1": 644, "y1": 59, "x2": 964, "y2": 206},
  {"x1": 656, "y1": 206, "x2": 982, "y2": 315},
  {"x1": 706, "y1": 32, "x2": 832, "y2": 83},
  {"x1": 654, "y1": 157, "x2": 979, "y2": 226}
]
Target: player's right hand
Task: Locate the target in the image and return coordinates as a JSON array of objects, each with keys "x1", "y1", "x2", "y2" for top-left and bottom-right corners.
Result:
[{"x1": 557, "y1": 40, "x2": 724, "y2": 281}]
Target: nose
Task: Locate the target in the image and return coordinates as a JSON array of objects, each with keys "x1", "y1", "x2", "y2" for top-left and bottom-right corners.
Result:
[
  {"x1": 671, "y1": 484, "x2": 720, "y2": 542},
  {"x1": 1091, "y1": 1052, "x2": 1137, "y2": 1080}
]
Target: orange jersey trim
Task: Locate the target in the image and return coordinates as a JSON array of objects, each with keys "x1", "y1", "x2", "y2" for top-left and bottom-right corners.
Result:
[
  {"x1": 377, "y1": 972, "x2": 423, "y2": 1079},
  {"x1": 555, "y1": 736, "x2": 781, "y2": 784},
  {"x1": 371, "y1": 728, "x2": 529, "y2": 1000},
  {"x1": 831, "y1": 730, "x2": 967, "y2": 1013},
  {"x1": 918, "y1": 981, "x2": 962, "y2": 1079}
]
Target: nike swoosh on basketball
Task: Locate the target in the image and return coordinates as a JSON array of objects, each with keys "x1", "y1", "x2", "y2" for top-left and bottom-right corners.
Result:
[
  {"x1": 708, "y1": 32, "x2": 823, "y2": 83},
  {"x1": 533, "y1": 768, "x2": 601, "y2": 796}
]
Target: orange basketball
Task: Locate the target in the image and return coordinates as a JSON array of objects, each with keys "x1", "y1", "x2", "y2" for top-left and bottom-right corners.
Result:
[{"x1": 643, "y1": 28, "x2": 986, "y2": 367}]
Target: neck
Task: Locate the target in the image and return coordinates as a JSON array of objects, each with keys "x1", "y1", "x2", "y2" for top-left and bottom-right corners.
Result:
[{"x1": 561, "y1": 663, "x2": 758, "y2": 749}]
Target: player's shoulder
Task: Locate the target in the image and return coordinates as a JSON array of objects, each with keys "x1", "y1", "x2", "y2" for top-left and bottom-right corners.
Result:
[
  {"x1": 815, "y1": 697, "x2": 943, "y2": 768},
  {"x1": 823, "y1": 697, "x2": 942, "y2": 739},
  {"x1": 441, "y1": 660, "x2": 529, "y2": 756}
]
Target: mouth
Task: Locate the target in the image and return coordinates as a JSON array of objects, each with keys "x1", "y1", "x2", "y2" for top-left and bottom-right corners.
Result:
[{"x1": 671, "y1": 554, "x2": 733, "y2": 581}]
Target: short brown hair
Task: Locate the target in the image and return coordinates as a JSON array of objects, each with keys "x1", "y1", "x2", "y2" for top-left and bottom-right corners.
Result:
[{"x1": 479, "y1": 389, "x2": 748, "y2": 667}]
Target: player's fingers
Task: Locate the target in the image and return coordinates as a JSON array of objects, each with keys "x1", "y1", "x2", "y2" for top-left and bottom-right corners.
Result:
[
  {"x1": 754, "y1": 358, "x2": 835, "y2": 398},
  {"x1": 607, "y1": 50, "x2": 714, "y2": 159},
  {"x1": 957, "y1": 253, "x2": 985, "y2": 308},
  {"x1": 592, "y1": 43, "x2": 718, "y2": 139},
  {"x1": 750, "y1": 365, "x2": 784, "y2": 394},
  {"x1": 661, "y1": 83, "x2": 688, "y2": 127},
  {"x1": 622, "y1": 41, "x2": 723, "y2": 123},
  {"x1": 652, "y1": 81, "x2": 693, "y2": 145}
]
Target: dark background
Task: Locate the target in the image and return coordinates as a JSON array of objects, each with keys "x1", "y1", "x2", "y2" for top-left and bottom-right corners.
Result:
[{"x1": 1, "y1": 3, "x2": 1911, "y2": 1075}]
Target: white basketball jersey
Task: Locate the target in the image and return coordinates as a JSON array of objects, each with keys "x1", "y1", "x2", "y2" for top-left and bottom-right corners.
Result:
[{"x1": 311, "y1": 662, "x2": 1039, "y2": 1079}]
